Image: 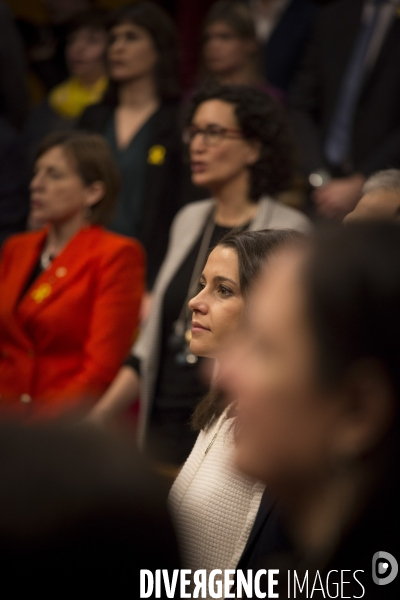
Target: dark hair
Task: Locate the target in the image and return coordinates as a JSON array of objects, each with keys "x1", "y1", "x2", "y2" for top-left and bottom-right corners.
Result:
[
  {"x1": 186, "y1": 85, "x2": 296, "y2": 200},
  {"x1": 204, "y1": 0, "x2": 257, "y2": 40},
  {"x1": 0, "y1": 423, "x2": 179, "y2": 589},
  {"x1": 105, "y1": 1, "x2": 180, "y2": 102},
  {"x1": 67, "y1": 8, "x2": 108, "y2": 37},
  {"x1": 192, "y1": 228, "x2": 306, "y2": 431},
  {"x1": 306, "y1": 223, "x2": 400, "y2": 405},
  {"x1": 35, "y1": 131, "x2": 120, "y2": 226}
]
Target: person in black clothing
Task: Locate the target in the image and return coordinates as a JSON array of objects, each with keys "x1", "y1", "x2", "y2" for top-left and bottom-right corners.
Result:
[
  {"x1": 79, "y1": 1, "x2": 189, "y2": 291},
  {"x1": 290, "y1": 0, "x2": 400, "y2": 220},
  {"x1": 221, "y1": 222, "x2": 400, "y2": 598}
]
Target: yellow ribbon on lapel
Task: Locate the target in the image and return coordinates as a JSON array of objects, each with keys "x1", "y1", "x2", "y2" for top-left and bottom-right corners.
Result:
[
  {"x1": 147, "y1": 145, "x2": 166, "y2": 165},
  {"x1": 31, "y1": 283, "x2": 52, "y2": 303}
]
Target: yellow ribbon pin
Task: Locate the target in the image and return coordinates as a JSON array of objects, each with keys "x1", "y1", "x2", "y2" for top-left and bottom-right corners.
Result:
[
  {"x1": 31, "y1": 283, "x2": 52, "y2": 303},
  {"x1": 147, "y1": 145, "x2": 166, "y2": 165}
]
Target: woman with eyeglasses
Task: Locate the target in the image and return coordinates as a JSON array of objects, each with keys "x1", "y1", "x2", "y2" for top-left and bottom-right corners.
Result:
[{"x1": 87, "y1": 85, "x2": 311, "y2": 467}]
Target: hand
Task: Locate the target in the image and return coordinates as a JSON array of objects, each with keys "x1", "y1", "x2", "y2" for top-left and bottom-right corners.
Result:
[{"x1": 313, "y1": 174, "x2": 365, "y2": 219}]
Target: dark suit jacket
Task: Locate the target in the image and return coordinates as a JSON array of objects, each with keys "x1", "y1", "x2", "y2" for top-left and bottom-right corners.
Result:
[
  {"x1": 78, "y1": 101, "x2": 190, "y2": 289},
  {"x1": 260, "y1": 0, "x2": 318, "y2": 94},
  {"x1": 290, "y1": 0, "x2": 400, "y2": 177}
]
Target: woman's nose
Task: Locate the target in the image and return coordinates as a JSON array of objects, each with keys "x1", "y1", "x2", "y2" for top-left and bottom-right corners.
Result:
[
  {"x1": 189, "y1": 290, "x2": 208, "y2": 314},
  {"x1": 30, "y1": 173, "x2": 42, "y2": 191}
]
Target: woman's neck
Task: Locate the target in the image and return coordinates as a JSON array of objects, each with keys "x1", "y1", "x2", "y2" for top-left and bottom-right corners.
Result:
[
  {"x1": 216, "y1": 64, "x2": 260, "y2": 87},
  {"x1": 76, "y1": 65, "x2": 106, "y2": 89},
  {"x1": 44, "y1": 213, "x2": 89, "y2": 256},
  {"x1": 118, "y1": 74, "x2": 159, "y2": 110},
  {"x1": 212, "y1": 174, "x2": 258, "y2": 227}
]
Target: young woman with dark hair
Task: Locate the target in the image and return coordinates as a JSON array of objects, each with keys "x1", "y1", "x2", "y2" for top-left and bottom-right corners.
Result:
[
  {"x1": 169, "y1": 228, "x2": 304, "y2": 577},
  {"x1": 87, "y1": 85, "x2": 310, "y2": 467},
  {"x1": 79, "y1": 1, "x2": 184, "y2": 290}
]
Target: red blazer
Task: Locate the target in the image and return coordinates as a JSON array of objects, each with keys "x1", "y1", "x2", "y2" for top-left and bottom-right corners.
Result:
[{"x1": 0, "y1": 225, "x2": 145, "y2": 419}]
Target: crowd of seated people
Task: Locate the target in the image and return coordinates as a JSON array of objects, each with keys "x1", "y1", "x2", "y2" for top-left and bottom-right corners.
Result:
[{"x1": 0, "y1": 2, "x2": 400, "y2": 593}]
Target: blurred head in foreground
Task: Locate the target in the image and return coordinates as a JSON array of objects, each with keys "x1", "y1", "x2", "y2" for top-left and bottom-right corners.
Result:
[
  {"x1": 221, "y1": 222, "x2": 400, "y2": 563},
  {"x1": 345, "y1": 169, "x2": 400, "y2": 223},
  {"x1": 0, "y1": 423, "x2": 179, "y2": 591}
]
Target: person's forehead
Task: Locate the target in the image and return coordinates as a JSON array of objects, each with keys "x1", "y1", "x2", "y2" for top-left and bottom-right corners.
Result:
[
  {"x1": 193, "y1": 99, "x2": 237, "y2": 125},
  {"x1": 347, "y1": 189, "x2": 400, "y2": 221}
]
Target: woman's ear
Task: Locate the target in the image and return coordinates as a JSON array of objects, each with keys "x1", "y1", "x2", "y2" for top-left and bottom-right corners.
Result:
[
  {"x1": 330, "y1": 359, "x2": 396, "y2": 462},
  {"x1": 246, "y1": 139, "x2": 261, "y2": 166},
  {"x1": 85, "y1": 181, "x2": 106, "y2": 208}
]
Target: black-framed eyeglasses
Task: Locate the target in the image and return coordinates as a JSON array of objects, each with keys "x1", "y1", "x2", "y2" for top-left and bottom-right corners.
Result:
[{"x1": 183, "y1": 124, "x2": 244, "y2": 147}]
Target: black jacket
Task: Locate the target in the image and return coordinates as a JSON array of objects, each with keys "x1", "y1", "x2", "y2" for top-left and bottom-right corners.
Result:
[
  {"x1": 79, "y1": 101, "x2": 189, "y2": 289},
  {"x1": 290, "y1": 0, "x2": 400, "y2": 177}
]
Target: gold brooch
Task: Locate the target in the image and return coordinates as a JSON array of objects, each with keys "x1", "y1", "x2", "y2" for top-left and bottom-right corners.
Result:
[
  {"x1": 147, "y1": 145, "x2": 166, "y2": 165},
  {"x1": 31, "y1": 283, "x2": 52, "y2": 303}
]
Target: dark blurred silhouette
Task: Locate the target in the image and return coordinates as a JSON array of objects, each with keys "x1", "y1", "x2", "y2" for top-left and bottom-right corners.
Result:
[
  {"x1": 246, "y1": 0, "x2": 318, "y2": 95},
  {"x1": 0, "y1": 117, "x2": 29, "y2": 246},
  {"x1": 290, "y1": 0, "x2": 400, "y2": 220},
  {"x1": 0, "y1": 1, "x2": 29, "y2": 130},
  {"x1": 0, "y1": 422, "x2": 180, "y2": 593},
  {"x1": 17, "y1": 0, "x2": 94, "y2": 94},
  {"x1": 25, "y1": 9, "x2": 109, "y2": 160}
]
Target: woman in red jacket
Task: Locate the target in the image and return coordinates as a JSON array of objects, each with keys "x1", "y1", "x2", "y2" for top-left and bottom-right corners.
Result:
[{"x1": 0, "y1": 131, "x2": 145, "y2": 420}]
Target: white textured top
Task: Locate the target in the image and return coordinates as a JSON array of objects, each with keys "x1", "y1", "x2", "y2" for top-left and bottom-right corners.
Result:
[{"x1": 169, "y1": 409, "x2": 265, "y2": 577}]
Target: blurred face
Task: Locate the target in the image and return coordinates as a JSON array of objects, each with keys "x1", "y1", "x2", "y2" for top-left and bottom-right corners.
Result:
[
  {"x1": 220, "y1": 249, "x2": 351, "y2": 493},
  {"x1": 66, "y1": 27, "x2": 108, "y2": 79},
  {"x1": 189, "y1": 99, "x2": 259, "y2": 191},
  {"x1": 188, "y1": 246, "x2": 245, "y2": 359},
  {"x1": 344, "y1": 189, "x2": 400, "y2": 223},
  {"x1": 203, "y1": 21, "x2": 255, "y2": 76},
  {"x1": 30, "y1": 146, "x2": 102, "y2": 225},
  {"x1": 108, "y1": 22, "x2": 158, "y2": 82}
]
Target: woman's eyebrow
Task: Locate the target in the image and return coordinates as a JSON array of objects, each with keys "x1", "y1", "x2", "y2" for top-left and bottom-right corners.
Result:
[{"x1": 213, "y1": 275, "x2": 238, "y2": 287}]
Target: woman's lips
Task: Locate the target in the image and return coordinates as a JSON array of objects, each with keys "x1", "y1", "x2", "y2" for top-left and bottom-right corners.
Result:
[
  {"x1": 191, "y1": 321, "x2": 210, "y2": 334},
  {"x1": 191, "y1": 162, "x2": 207, "y2": 173}
]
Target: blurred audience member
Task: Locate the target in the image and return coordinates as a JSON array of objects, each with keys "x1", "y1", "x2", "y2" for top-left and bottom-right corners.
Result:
[
  {"x1": 200, "y1": 1, "x2": 282, "y2": 100},
  {"x1": 169, "y1": 229, "x2": 303, "y2": 577},
  {"x1": 87, "y1": 85, "x2": 310, "y2": 467},
  {"x1": 0, "y1": 132, "x2": 144, "y2": 421},
  {"x1": 79, "y1": 1, "x2": 184, "y2": 290},
  {"x1": 0, "y1": 423, "x2": 179, "y2": 593},
  {"x1": 345, "y1": 168, "x2": 400, "y2": 222},
  {"x1": 222, "y1": 222, "x2": 400, "y2": 597},
  {"x1": 290, "y1": 0, "x2": 400, "y2": 219},
  {"x1": 25, "y1": 9, "x2": 108, "y2": 158},
  {"x1": 247, "y1": 0, "x2": 318, "y2": 94},
  {"x1": 17, "y1": 0, "x2": 94, "y2": 94},
  {"x1": 0, "y1": 118, "x2": 29, "y2": 246},
  {"x1": 0, "y1": 1, "x2": 29, "y2": 130}
]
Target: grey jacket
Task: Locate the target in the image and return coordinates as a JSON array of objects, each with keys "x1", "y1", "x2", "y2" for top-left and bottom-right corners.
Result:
[{"x1": 133, "y1": 197, "x2": 311, "y2": 447}]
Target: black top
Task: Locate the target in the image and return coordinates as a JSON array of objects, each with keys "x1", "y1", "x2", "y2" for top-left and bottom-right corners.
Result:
[
  {"x1": 78, "y1": 100, "x2": 203, "y2": 289},
  {"x1": 103, "y1": 114, "x2": 154, "y2": 239},
  {"x1": 126, "y1": 221, "x2": 237, "y2": 464}
]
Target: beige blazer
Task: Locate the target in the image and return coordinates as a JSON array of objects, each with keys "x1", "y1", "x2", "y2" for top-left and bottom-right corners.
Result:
[{"x1": 133, "y1": 197, "x2": 311, "y2": 447}]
